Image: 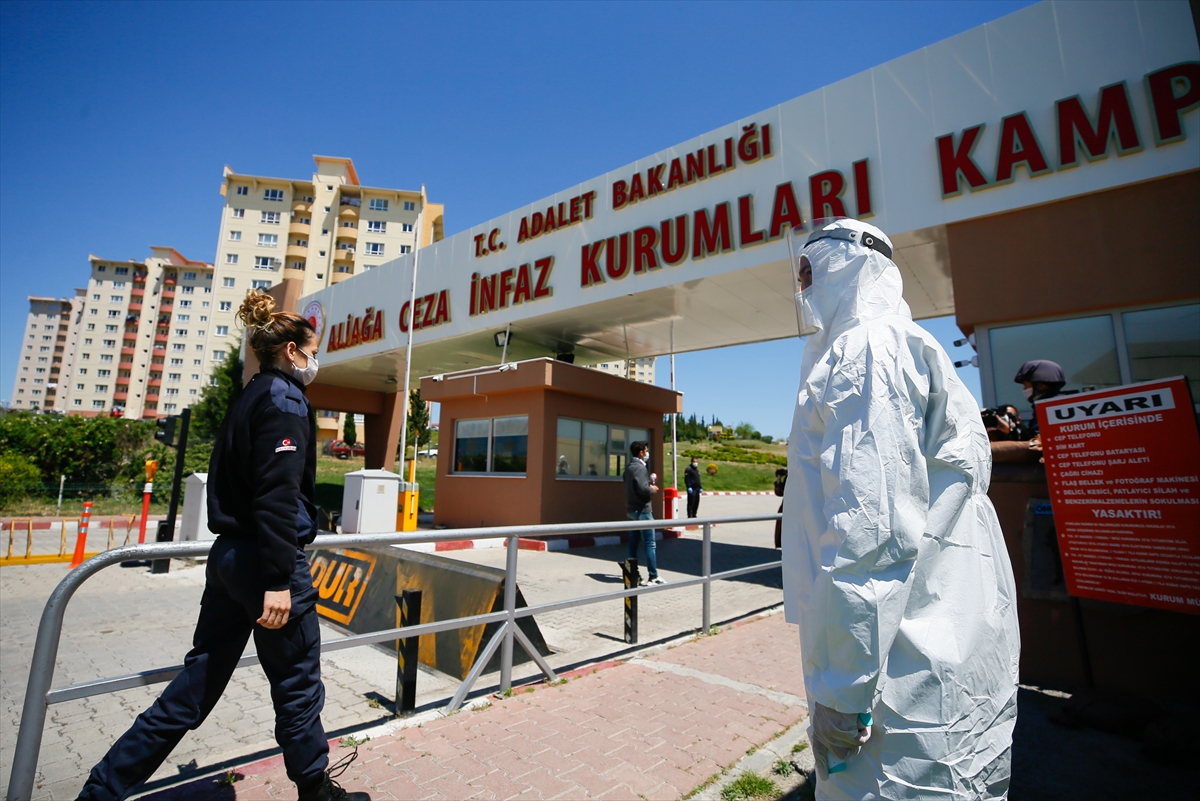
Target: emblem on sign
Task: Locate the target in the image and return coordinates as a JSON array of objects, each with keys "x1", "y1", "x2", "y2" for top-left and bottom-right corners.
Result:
[
  {"x1": 310, "y1": 549, "x2": 377, "y2": 625},
  {"x1": 303, "y1": 301, "x2": 325, "y2": 344}
]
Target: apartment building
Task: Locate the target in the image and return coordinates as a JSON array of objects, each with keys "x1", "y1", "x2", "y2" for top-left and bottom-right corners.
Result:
[
  {"x1": 208, "y1": 155, "x2": 444, "y2": 371},
  {"x1": 9, "y1": 292, "x2": 85, "y2": 412},
  {"x1": 71, "y1": 248, "x2": 216, "y2": 419},
  {"x1": 585, "y1": 357, "x2": 657, "y2": 385}
]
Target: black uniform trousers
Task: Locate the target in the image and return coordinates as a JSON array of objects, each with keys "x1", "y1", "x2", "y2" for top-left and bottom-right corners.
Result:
[
  {"x1": 79, "y1": 538, "x2": 328, "y2": 801},
  {"x1": 686, "y1": 489, "x2": 701, "y2": 518}
]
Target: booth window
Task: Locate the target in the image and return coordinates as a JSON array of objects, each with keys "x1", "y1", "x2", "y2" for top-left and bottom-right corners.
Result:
[
  {"x1": 453, "y1": 415, "x2": 528, "y2": 475},
  {"x1": 556, "y1": 417, "x2": 649, "y2": 479},
  {"x1": 1122, "y1": 303, "x2": 1200, "y2": 399}
]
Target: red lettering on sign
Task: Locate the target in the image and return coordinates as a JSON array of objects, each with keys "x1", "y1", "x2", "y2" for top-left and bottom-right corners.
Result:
[
  {"x1": 544, "y1": 205, "x2": 557, "y2": 233},
  {"x1": 530, "y1": 212, "x2": 544, "y2": 238},
  {"x1": 581, "y1": 241, "x2": 605, "y2": 287},
  {"x1": 434, "y1": 291, "x2": 450, "y2": 325},
  {"x1": 1058, "y1": 82, "x2": 1143, "y2": 168},
  {"x1": 469, "y1": 272, "x2": 478, "y2": 315},
  {"x1": 686, "y1": 150, "x2": 706, "y2": 183},
  {"x1": 569, "y1": 196, "x2": 582, "y2": 223},
  {"x1": 661, "y1": 215, "x2": 689, "y2": 266},
  {"x1": 994, "y1": 112, "x2": 1051, "y2": 183},
  {"x1": 853, "y1": 159, "x2": 872, "y2": 218},
  {"x1": 350, "y1": 316, "x2": 361, "y2": 347},
  {"x1": 768, "y1": 182, "x2": 804, "y2": 238},
  {"x1": 809, "y1": 170, "x2": 847, "y2": 219},
  {"x1": 606, "y1": 233, "x2": 631, "y2": 279},
  {"x1": 633, "y1": 226, "x2": 659, "y2": 273},
  {"x1": 517, "y1": 218, "x2": 529, "y2": 244},
  {"x1": 479, "y1": 274, "x2": 497, "y2": 312},
  {"x1": 628, "y1": 172, "x2": 646, "y2": 204},
  {"x1": 737, "y1": 195, "x2": 766, "y2": 248},
  {"x1": 667, "y1": 157, "x2": 685, "y2": 190},
  {"x1": 693, "y1": 202, "x2": 732, "y2": 259},
  {"x1": 421, "y1": 294, "x2": 436, "y2": 329},
  {"x1": 513, "y1": 263, "x2": 533, "y2": 305},
  {"x1": 498, "y1": 269, "x2": 515, "y2": 308},
  {"x1": 473, "y1": 233, "x2": 486, "y2": 258},
  {"x1": 612, "y1": 180, "x2": 628, "y2": 210},
  {"x1": 647, "y1": 164, "x2": 665, "y2": 196},
  {"x1": 1146, "y1": 61, "x2": 1200, "y2": 145},
  {"x1": 534, "y1": 257, "x2": 554, "y2": 298},
  {"x1": 936, "y1": 124, "x2": 990, "y2": 197}
]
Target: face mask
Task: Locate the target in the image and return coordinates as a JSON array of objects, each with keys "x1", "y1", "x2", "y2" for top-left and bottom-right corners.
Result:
[
  {"x1": 1022, "y1": 387, "x2": 1035, "y2": 401},
  {"x1": 291, "y1": 347, "x2": 318, "y2": 386}
]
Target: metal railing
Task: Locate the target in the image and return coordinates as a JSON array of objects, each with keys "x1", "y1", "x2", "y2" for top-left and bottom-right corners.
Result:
[{"x1": 6, "y1": 513, "x2": 780, "y2": 801}]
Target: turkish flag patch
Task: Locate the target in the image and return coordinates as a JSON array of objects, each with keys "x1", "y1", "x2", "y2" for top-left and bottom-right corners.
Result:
[{"x1": 275, "y1": 437, "x2": 298, "y2": 453}]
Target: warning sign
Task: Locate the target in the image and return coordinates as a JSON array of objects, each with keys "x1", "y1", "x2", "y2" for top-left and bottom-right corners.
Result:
[{"x1": 1038, "y1": 377, "x2": 1200, "y2": 614}]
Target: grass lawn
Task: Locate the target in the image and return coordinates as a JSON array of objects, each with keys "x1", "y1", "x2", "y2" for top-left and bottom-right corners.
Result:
[
  {"x1": 661, "y1": 439, "x2": 787, "y2": 492},
  {"x1": 1, "y1": 495, "x2": 171, "y2": 519},
  {"x1": 315, "y1": 453, "x2": 437, "y2": 513}
]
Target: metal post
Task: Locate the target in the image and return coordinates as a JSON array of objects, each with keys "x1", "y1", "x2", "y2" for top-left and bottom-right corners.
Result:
[
  {"x1": 623, "y1": 558, "x2": 639, "y2": 644},
  {"x1": 395, "y1": 590, "x2": 422, "y2": 716},
  {"x1": 397, "y1": 208, "x2": 424, "y2": 483},
  {"x1": 152, "y1": 409, "x2": 189, "y2": 574},
  {"x1": 702, "y1": 522, "x2": 712, "y2": 632},
  {"x1": 24, "y1": 519, "x2": 33, "y2": 560},
  {"x1": 56, "y1": 475, "x2": 65, "y2": 515},
  {"x1": 499, "y1": 535, "x2": 518, "y2": 693}
]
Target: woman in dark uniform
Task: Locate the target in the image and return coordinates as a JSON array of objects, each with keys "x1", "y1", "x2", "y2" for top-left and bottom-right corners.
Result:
[{"x1": 79, "y1": 291, "x2": 369, "y2": 801}]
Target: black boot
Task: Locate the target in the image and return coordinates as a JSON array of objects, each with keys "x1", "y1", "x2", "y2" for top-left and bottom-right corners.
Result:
[
  {"x1": 298, "y1": 749, "x2": 371, "y2": 801},
  {"x1": 297, "y1": 773, "x2": 371, "y2": 801}
]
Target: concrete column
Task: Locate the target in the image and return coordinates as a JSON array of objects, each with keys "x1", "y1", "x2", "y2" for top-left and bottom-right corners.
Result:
[{"x1": 364, "y1": 390, "x2": 405, "y2": 471}]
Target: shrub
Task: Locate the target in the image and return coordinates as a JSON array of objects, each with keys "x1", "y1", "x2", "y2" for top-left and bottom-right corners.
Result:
[{"x1": 0, "y1": 452, "x2": 41, "y2": 507}]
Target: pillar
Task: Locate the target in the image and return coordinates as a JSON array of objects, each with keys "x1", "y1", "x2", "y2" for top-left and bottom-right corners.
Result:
[{"x1": 364, "y1": 390, "x2": 405, "y2": 471}]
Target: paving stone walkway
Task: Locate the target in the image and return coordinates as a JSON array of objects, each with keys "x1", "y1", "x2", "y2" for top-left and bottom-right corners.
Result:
[{"x1": 141, "y1": 612, "x2": 809, "y2": 801}]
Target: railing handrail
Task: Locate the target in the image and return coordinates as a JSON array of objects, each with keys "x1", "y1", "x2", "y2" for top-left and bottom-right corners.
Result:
[{"x1": 6, "y1": 513, "x2": 781, "y2": 801}]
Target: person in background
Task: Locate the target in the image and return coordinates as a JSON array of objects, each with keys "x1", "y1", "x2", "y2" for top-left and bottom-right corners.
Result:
[
  {"x1": 77, "y1": 291, "x2": 369, "y2": 801},
  {"x1": 773, "y1": 468, "x2": 787, "y2": 549},
  {"x1": 992, "y1": 359, "x2": 1065, "y2": 462},
  {"x1": 684, "y1": 456, "x2": 703, "y2": 518},
  {"x1": 621, "y1": 440, "x2": 664, "y2": 586}
]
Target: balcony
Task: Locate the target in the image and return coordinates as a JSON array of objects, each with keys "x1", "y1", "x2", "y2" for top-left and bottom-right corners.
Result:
[
  {"x1": 339, "y1": 196, "x2": 362, "y2": 207},
  {"x1": 338, "y1": 204, "x2": 358, "y2": 219},
  {"x1": 331, "y1": 270, "x2": 353, "y2": 284},
  {"x1": 121, "y1": 347, "x2": 136, "y2": 357},
  {"x1": 113, "y1": 391, "x2": 128, "y2": 401},
  {"x1": 161, "y1": 288, "x2": 175, "y2": 300},
  {"x1": 128, "y1": 301, "x2": 142, "y2": 311},
  {"x1": 119, "y1": 361, "x2": 134, "y2": 370},
  {"x1": 154, "y1": 334, "x2": 169, "y2": 344},
  {"x1": 286, "y1": 244, "x2": 309, "y2": 259},
  {"x1": 148, "y1": 378, "x2": 162, "y2": 388},
  {"x1": 289, "y1": 221, "x2": 310, "y2": 236},
  {"x1": 336, "y1": 226, "x2": 358, "y2": 241},
  {"x1": 130, "y1": 286, "x2": 145, "y2": 297},
  {"x1": 292, "y1": 200, "x2": 312, "y2": 213}
]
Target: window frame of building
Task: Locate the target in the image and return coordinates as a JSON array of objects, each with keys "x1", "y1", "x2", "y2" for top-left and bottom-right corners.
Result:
[
  {"x1": 366, "y1": 220, "x2": 386, "y2": 233},
  {"x1": 369, "y1": 198, "x2": 389, "y2": 211},
  {"x1": 263, "y1": 188, "x2": 284, "y2": 202},
  {"x1": 261, "y1": 211, "x2": 281, "y2": 225},
  {"x1": 231, "y1": 208, "x2": 244, "y2": 218},
  {"x1": 235, "y1": 185, "x2": 248, "y2": 196},
  {"x1": 554, "y1": 418, "x2": 650, "y2": 479},
  {"x1": 257, "y1": 233, "x2": 279, "y2": 248},
  {"x1": 451, "y1": 416, "x2": 530, "y2": 475}
]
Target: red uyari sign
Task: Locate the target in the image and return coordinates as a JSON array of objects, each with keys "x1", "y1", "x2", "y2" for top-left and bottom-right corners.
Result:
[{"x1": 1038, "y1": 377, "x2": 1200, "y2": 615}]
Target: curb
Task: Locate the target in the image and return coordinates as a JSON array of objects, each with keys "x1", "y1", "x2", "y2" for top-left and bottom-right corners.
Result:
[
  {"x1": 0, "y1": 516, "x2": 167, "y2": 530},
  {"x1": 394, "y1": 529, "x2": 682, "y2": 553},
  {"x1": 700, "y1": 491, "x2": 776, "y2": 496}
]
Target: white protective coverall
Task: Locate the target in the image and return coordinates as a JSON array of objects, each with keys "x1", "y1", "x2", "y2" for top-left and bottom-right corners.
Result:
[{"x1": 781, "y1": 219, "x2": 1021, "y2": 800}]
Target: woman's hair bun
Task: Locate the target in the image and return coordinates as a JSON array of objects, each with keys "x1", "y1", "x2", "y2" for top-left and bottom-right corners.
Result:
[{"x1": 237, "y1": 290, "x2": 276, "y2": 329}]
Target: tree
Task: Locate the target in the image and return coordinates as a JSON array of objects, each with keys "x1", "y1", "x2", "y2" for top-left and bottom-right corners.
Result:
[
  {"x1": 343, "y1": 413, "x2": 357, "y2": 447},
  {"x1": 408, "y1": 389, "x2": 430, "y2": 454},
  {"x1": 190, "y1": 345, "x2": 244, "y2": 439}
]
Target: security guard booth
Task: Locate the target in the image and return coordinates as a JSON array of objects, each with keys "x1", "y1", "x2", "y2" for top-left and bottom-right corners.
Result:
[{"x1": 421, "y1": 358, "x2": 682, "y2": 529}]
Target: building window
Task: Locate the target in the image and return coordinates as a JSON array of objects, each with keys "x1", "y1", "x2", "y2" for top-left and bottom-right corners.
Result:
[
  {"x1": 166, "y1": 388, "x2": 179, "y2": 396},
  {"x1": 235, "y1": 185, "x2": 248, "y2": 195},
  {"x1": 261, "y1": 211, "x2": 281, "y2": 225},
  {"x1": 366, "y1": 221, "x2": 386, "y2": 233},
  {"x1": 222, "y1": 278, "x2": 235, "y2": 288},
  {"x1": 97, "y1": 369, "x2": 111, "y2": 377},
  {"x1": 109, "y1": 295, "x2": 122, "y2": 303},
  {"x1": 170, "y1": 358, "x2": 183, "y2": 366},
  {"x1": 178, "y1": 300, "x2": 192, "y2": 308},
  {"x1": 216, "y1": 325, "x2": 229, "y2": 336},
  {"x1": 102, "y1": 339, "x2": 115, "y2": 348},
  {"x1": 113, "y1": 282, "x2": 126, "y2": 289},
  {"x1": 264, "y1": 189, "x2": 284, "y2": 201},
  {"x1": 251, "y1": 280, "x2": 270, "y2": 289},
  {"x1": 93, "y1": 400, "x2": 105, "y2": 409},
  {"x1": 177, "y1": 314, "x2": 190, "y2": 322},
  {"x1": 172, "y1": 343, "x2": 185, "y2": 351},
  {"x1": 176, "y1": 329, "x2": 188, "y2": 337},
  {"x1": 555, "y1": 418, "x2": 649, "y2": 478},
  {"x1": 229, "y1": 230, "x2": 241, "y2": 241},
  {"x1": 95, "y1": 385, "x2": 108, "y2": 393},
  {"x1": 168, "y1": 373, "x2": 181, "y2": 382},
  {"x1": 452, "y1": 416, "x2": 529, "y2": 474},
  {"x1": 183, "y1": 272, "x2": 197, "y2": 281},
  {"x1": 181, "y1": 286, "x2": 194, "y2": 294},
  {"x1": 369, "y1": 198, "x2": 389, "y2": 211},
  {"x1": 97, "y1": 266, "x2": 106, "y2": 272},
  {"x1": 104, "y1": 325, "x2": 118, "y2": 333},
  {"x1": 73, "y1": 399, "x2": 81, "y2": 406},
  {"x1": 404, "y1": 201, "x2": 416, "y2": 211},
  {"x1": 219, "y1": 301, "x2": 232, "y2": 312},
  {"x1": 232, "y1": 208, "x2": 244, "y2": 218},
  {"x1": 399, "y1": 246, "x2": 411, "y2": 254},
  {"x1": 365, "y1": 243, "x2": 384, "y2": 256},
  {"x1": 212, "y1": 350, "x2": 226, "y2": 361},
  {"x1": 1122, "y1": 304, "x2": 1200, "y2": 397},
  {"x1": 115, "y1": 266, "x2": 129, "y2": 275},
  {"x1": 92, "y1": 294, "x2": 101, "y2": 301},
  {"x1": 257, "y1": 234, "x2": 278, "y2": 247},
  {"x1": 402, "y1": 223, "x2": 414, "y2": 233},
  {"x1": 226, "y1": 254, "x2": 238, "y2": 264},
  {"x1": 254, "y1": 256, "x2": 277, "y2": 269},
  {"x1": 108, "y1": 310, "x2": 120, "y2": 318}
]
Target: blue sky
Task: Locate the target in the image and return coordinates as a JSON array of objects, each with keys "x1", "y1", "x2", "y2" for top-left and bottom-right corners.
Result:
[{"x1": 0, "y1": 0, "x2": 1032, "y2": 436}]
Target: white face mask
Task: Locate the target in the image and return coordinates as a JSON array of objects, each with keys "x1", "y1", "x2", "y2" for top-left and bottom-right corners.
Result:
[
  {"x1": 291, "y1": 347, "x2": 318, "y2": 386},
  {"x1": 1022, "y1": 386, "x2": 1035, "y2": 401}
]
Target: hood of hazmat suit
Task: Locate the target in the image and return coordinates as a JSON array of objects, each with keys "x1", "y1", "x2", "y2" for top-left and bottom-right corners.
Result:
[{"x1": 781, "y1": 219, "x2": 1021, "y2": 800}]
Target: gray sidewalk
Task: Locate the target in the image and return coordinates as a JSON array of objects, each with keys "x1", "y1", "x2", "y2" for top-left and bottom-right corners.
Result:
[{"x1": 1, "y1": 496, "x2": 784, "y2": 799}]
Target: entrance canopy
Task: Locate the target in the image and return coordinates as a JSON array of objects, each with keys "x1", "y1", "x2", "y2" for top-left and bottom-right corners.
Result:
[{"x1": 300, "y1": 0, "x2": 1199, "y2": 393}]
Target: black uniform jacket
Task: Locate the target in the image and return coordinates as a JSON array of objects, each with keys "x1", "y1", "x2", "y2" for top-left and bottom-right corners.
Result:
[
  {"x1": 684, "y1": 463, "x2": 702, "y2": 492},
  {"x1": 207, "y1": 366, "x2": 318, "y2": 591}
]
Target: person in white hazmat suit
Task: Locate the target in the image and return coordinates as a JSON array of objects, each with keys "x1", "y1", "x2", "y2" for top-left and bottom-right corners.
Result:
[{"x1": 781, "y1": 218, "x2": 1020, "y2": 800}]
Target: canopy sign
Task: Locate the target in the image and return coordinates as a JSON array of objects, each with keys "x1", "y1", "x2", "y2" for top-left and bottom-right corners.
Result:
[{"x1": 1038, "y1": 377, "x2": 1200, "y2": 614}]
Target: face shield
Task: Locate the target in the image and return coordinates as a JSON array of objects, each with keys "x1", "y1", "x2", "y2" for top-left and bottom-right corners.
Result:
[{"x1": 786, "y1": 218, "x2": 896, "y2": 338}]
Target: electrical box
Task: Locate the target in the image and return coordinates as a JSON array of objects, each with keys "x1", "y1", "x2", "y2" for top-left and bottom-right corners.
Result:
[
  {"x1": 341, "y1": 469, "x2": 403, "y2": 534},
  {"x1": 180, "y1": 473, "x2": 213, "y2": 542}
]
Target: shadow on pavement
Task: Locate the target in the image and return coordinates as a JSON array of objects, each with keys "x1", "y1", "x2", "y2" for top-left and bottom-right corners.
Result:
[{"x1": 571, "y1": 535, "x2": 784, "y2": 590}]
